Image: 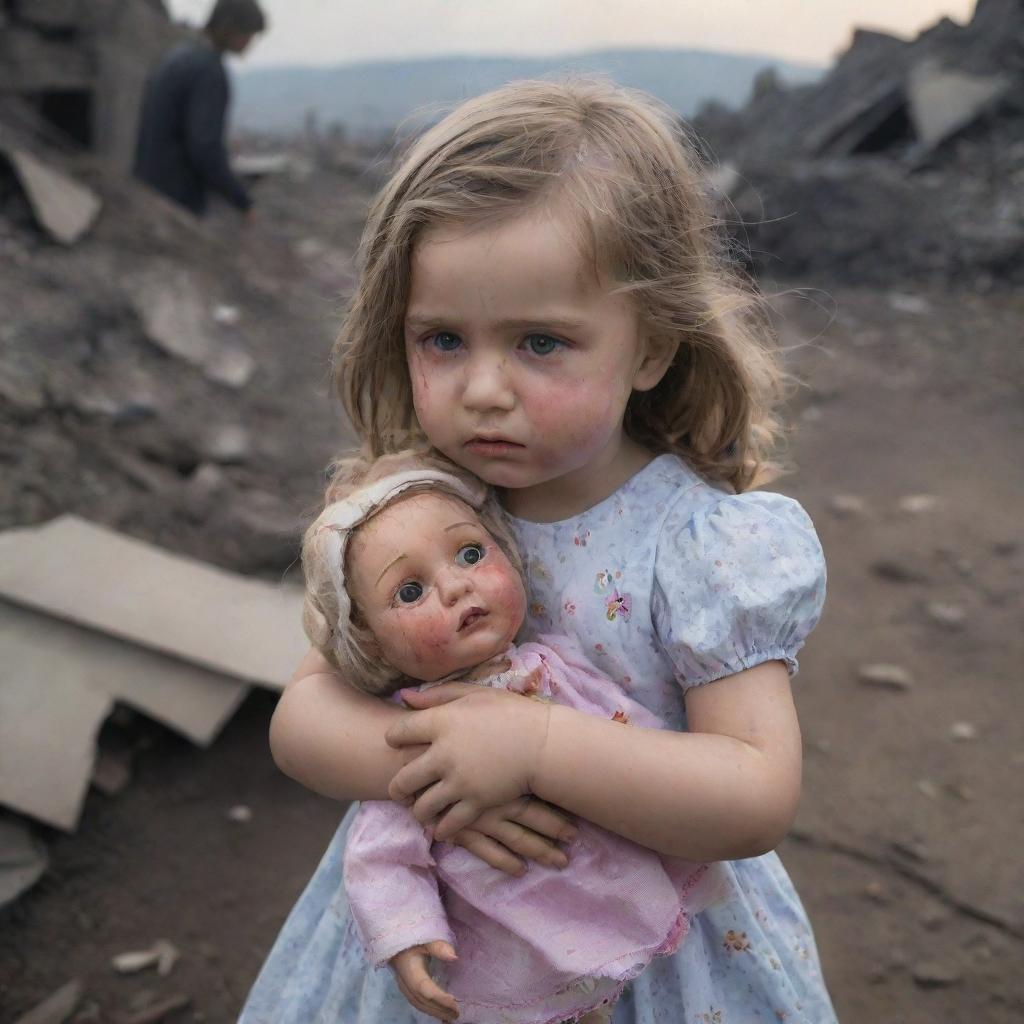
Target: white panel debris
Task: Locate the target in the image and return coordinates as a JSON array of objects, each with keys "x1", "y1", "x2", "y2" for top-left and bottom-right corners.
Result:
[
  {"x1": 1, "y1": 145, "x2": 102, "y2": 244},
  {"x1": 0, "y1": 515, "x2": 307, "y2": 691}
]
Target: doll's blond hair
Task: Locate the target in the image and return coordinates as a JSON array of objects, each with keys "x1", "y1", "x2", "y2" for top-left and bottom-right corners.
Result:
[
  {"x1": 334, "y1": 76, "x2": 785, "y2": 492},
  {"x1": 301, "y1": 447, "x2": 525, "y2": 696}
]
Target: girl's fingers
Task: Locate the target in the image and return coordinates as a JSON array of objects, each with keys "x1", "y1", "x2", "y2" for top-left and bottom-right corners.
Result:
[
  {"x1": 400, "y1": 682, "x2": 480, "y2": 708},
  {"x1": 486, "y1": 818, "x2": 569, "y2": 869},
  {"x1": 411, "y1": 781, "x2": 461, "y2": 825},
  {"x1": 432, "y1": 799, "x2": 482, "y2": 841},
  {"x1": 447, "y1": 828, "x2": 526, "y2": 877},
  {"x1": 384, "y1": 709, "x2": 439, "y2": 749},
  {"x1": 507, "y1": 797, "x2": 579, "y2": 845},
  {"x1": 388, "y1": 754, "x2": 444, "y2": 804}
]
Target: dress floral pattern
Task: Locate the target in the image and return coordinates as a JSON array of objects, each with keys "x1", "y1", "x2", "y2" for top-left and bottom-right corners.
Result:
[{"x1": 238, "y1": 455, "x2": 836, "y2": 1023}]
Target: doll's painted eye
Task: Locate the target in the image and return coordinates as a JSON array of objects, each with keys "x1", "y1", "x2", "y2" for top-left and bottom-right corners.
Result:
[
  {"x1": 397, "y1": 581, "x2": 423, "y2": 604},
  {"x1": 455, "y1": 543, "x2": 484, "y2": 567},
  {"x1": 431, "y1": 331, "x2": 462, "y2": 352}
]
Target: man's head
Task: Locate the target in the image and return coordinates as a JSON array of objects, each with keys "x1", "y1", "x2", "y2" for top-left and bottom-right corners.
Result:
[{"x1": 205, "y1": 0, "x2": 267, "y2": 54}]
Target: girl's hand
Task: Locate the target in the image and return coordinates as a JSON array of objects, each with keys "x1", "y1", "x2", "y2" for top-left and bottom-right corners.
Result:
[
  {"x1": 390, "y1": 940, "x2": 459, "y2": 1022},
  {"x1": 445, "y1": 796, "x2": 576, "y2": 875},
  {"x1": 385, "y1": 684, "x2": 551, "y2": 839}
]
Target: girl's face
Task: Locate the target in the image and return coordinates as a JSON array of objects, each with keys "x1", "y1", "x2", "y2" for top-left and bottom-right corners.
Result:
[
  {"x1": 404, "y1": 200, "x2": 671, "y2": 521},
  {"x1": 347, "y1": 492, "x2": 526, "y2": 682}
]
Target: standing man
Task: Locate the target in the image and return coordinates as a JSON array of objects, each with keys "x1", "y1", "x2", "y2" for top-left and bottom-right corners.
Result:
[{"x1": 134, "y1": 0, "x2": 267, "y2": 217}]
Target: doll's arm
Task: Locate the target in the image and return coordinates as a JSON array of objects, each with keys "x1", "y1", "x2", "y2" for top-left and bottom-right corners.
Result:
[
  {"x1": 390, "y1": 660, "x2": 802, "y2": 862},
  {"x1": 343, "y1": 801, "x2": 455, "y2": 966},
  {"x1": 345, "y1": 803, "x2": 460, "y2": 1021}
]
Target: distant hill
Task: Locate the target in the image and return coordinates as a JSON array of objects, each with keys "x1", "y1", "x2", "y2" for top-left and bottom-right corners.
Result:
[{"x1": 234, "y1": 48, "x2": 824, "y2": 136}]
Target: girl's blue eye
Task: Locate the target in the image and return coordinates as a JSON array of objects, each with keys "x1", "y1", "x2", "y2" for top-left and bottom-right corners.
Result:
[
  {"x1": 431, "y1": 332, "x2": 462, "y2": 352},
  {"x1": 397, "y1": 582, "x2": 423, "y2": 604},
  {"x1": 455, "y1": 543, "x2": 484, "y2": 567},
  {"x1": 524, "y1": 334, "x2": 562, "y2": 356}
]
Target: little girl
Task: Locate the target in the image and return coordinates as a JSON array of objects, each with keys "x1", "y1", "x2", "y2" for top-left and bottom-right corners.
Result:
[
  {"x1": 300, "y1": 448, "x2": 727, "y2": 1023},
  {"x1": 241, "y1": 78, "x2": 836, "y2": 1023}
]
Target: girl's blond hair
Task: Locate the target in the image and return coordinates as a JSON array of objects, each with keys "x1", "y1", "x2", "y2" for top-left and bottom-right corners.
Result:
[
  {"x1": 301, "y1": 447, "x2": 525, "y2": 695},
  {"x1": 334, "y1": 76, "x2": 784, "y2": 492}
]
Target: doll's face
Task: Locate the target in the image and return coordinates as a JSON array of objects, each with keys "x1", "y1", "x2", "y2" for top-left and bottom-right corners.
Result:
[{"x1": 347, "y1": 492, "x2": 527, "y2": 682}]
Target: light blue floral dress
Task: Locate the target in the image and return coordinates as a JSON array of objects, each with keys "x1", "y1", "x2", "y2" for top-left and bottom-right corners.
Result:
[{"x1": 239, "y1": 455, "x2": 837, "y2": 1023}]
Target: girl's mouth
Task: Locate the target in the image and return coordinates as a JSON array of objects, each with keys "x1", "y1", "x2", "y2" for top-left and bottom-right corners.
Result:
[
  {"x1": 465, "y1": 437, "x2": 524, "y2": 455},
  {"x1": 458, "y1": 607, "x2": 488, "y2": 631}
]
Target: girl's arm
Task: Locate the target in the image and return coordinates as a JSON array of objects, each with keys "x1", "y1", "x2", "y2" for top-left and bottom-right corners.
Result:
[
  {"x1": 389, "y1": 660, "x2": 801, "y2": 863},
  {"x1": 270, "y1": 648, "x2": 408, "y2": 800},
  {"x1": 270, "y1": 648, "x2": 579, "y2": 871}
]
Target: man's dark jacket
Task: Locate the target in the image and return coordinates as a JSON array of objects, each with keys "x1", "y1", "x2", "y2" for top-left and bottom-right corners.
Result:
[{"x1": 134, "y1": 40, "x2": 251, "y2": 215}]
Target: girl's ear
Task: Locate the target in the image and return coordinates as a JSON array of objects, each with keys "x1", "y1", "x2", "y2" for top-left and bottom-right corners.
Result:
[{"x1": 632, "y1": 332, "x2": 679, "y2": 392}]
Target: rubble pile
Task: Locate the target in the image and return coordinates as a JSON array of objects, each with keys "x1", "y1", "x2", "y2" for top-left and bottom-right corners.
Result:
[
  {"x1": 0, "y1": 0, "x2": 179, "y2": 170},
  {"x1": 697, "y1": 0, "x2": 1024, "y2": 287},
  {"x1": 0, "y1": 4, "x2": 372, "y2": 578}
]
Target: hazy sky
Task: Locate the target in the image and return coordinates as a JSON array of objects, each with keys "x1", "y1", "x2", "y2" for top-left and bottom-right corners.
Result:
[{"x1": 167, "y1": 1, "x2": 978, "y2": 68}]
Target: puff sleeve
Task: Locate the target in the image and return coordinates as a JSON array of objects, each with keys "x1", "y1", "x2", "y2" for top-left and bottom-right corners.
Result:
[{"x1": 652, "y1": 491, "x2": 826, "y2": 691}]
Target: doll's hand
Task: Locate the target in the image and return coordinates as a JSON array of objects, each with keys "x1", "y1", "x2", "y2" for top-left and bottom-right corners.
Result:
[
  {"x1": 446, "y1": 796, "x2": 576, "y2": 875},
  {"x1": 390, "y1": 940, "x2": 459, "y2": 1022},
  {"x1": 386, "y1": 684, "x2": 551, "y2": 840}
]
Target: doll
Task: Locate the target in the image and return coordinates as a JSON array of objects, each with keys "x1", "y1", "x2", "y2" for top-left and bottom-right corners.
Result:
[{"x1": 301, "y1": 450, "x2": 726, "y2": 1024}]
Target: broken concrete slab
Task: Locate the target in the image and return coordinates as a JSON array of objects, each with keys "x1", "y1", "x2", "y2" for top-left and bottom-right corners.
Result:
[
  {"x1": 907, "y1": 58, "x2": 1010, "y2": 152},
  {"x1": 0, "y1": 145, "x2": 102, "y2": 244},
  {"x1": 129, "y1": 267, "x2": 255, "y2": 387},
  {"x1": 0, "y1": 813, "x2": 49, "y2": 908},
  {"x1": 0, "y1": 600, "x2": 249, "y2": 829},
  {"x1": 0, "y1": 619, "x2": 111, "y2": 831},
  {"x1": 0, "y1": 516, "x2": 306, "y2": 690}
]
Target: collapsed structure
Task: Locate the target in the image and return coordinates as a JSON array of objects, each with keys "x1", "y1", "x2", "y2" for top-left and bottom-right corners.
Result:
[
  {"x1": 696, "y1": 0, "x2": 1024, "y2": 286},
  {"x1": 0, "y1": 0, "x2": 178, "y2": 169}
]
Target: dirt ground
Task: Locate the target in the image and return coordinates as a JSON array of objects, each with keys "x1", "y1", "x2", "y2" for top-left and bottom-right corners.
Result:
[{"x1": 1, "y1": 164, "x2": 1022, "y2": 1022}]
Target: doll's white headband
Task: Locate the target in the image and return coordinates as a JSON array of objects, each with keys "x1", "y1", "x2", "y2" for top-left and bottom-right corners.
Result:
[{"x1": 315, "y1": 468, "x2": 486, "y2": 636}]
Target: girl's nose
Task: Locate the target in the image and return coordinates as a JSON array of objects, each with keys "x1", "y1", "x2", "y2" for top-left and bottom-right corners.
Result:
[
  {"x1": 436, "y1": 568, "x2": 473, "y2": 605},
  {"x1": 461, "y1": 353, "x2": 515, "y2": 413}
]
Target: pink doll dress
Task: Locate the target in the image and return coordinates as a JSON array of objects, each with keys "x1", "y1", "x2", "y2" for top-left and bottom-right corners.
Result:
[{"x1": 343, "y1": 636, "x2": 728, "y2": 1024}]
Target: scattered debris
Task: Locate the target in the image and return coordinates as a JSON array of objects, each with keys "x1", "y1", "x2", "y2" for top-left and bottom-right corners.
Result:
[
  {"x1": 11, "y1": 979, "x2": 82, "y2": 1024},
  {"x1": 858, "y1": 663, "x2": 914, "y2": 691},
  {"x1": 111, "y1": 939, "x2": 180, "y2": 977},
  {"x1": 115, "y1": 993, "x2": 191, "y2": 1024},
  {"x1": 911, "y1": 959, "x2": 963, "y2": 988},
  {"x1": 201, "y1": 424, "x2": 251, "y2": 465},
  {"x1": 898, "y1": 494, "x2": 938, "y2": 514},
  {"x1": 918, "y1": 902, "x2": 950, "y2": 930},
  {"x1": 887, "y1": 292, "x2": 931, "y2": 315},
  {"x1": 828, "y1": 493, "x2": 866, "y2": 517},
  {"x1": 212, "y1": 304, "x2": 241, "y2": 326},
  {"x1": 91, "y1": 748, "x2": 134, "y2": 797},
  {"x1": 949, "y1": 721, "x2": 979, "y2": 742},
  {"x1": 0, "y1": 812, "x2": 49, "y2": 907},
  {"x1": 925, "y1": 601, "x2": 966, "y2": 629},
  {"x1": 863, "y1": 880, "x2": 888, "y2": 903},
  {"x1": 0, "y1": 145, "x2": 102, "y2": 245},
  {"x1": 870, "y1": 558, "x2": 928, "y2": 584},
  {"x1": 915, "y1": 779, "x2": 940, "y2": 800},
  {"x1": 227, "y1": 804, "x2": 253, "y2": 823}
]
